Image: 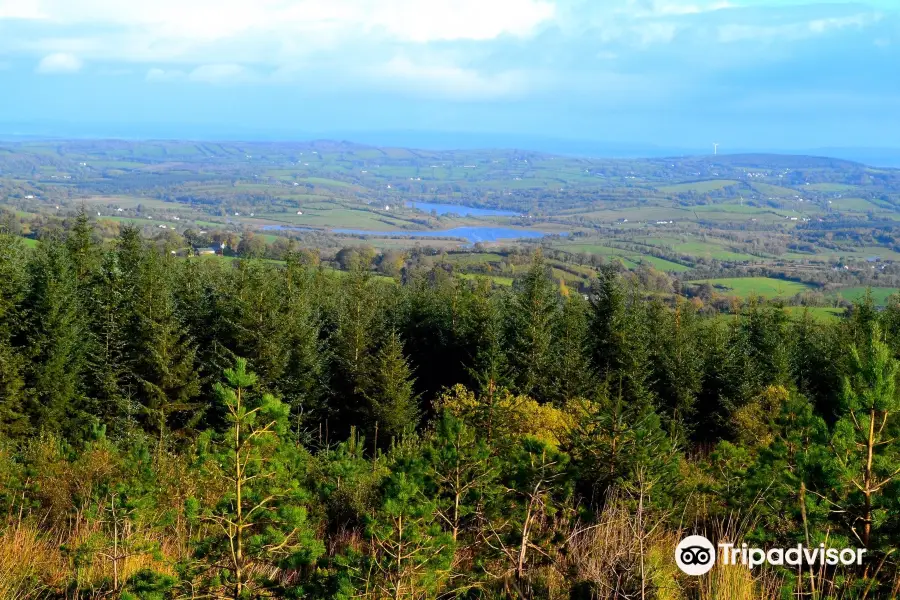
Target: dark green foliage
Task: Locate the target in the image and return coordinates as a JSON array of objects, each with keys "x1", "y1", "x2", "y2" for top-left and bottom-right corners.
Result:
[
  {"x1": 4, "y1": 223, "x2": 900, "y2": 599},
  {"x1": 0, "y1": 234, "x2": 27, "y2": 436},
  {"x1": 21, "y1": 236, "x2": 89, "y2": 436},
  {"x1": 364, "y1": 331, "x2": 419, "y2": 442},
  {"x1": 508, "y1": 252, "x2": 559, "y2": 400}
]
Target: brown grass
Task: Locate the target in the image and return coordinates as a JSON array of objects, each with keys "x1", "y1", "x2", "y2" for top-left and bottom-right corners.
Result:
[{"x1": 0, "y1": 519, "x2": 178, "y2": 599}]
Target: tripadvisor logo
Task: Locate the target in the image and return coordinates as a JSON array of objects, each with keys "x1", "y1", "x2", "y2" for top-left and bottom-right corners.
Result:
[
  {"x1": 676, "y1": 535, "x2": 716, "y2": 575},
  {"x1": 675, "y1": 535, "x2": 866, "y2": 575}
]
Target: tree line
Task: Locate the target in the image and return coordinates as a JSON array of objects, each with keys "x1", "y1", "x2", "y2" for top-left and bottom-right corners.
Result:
[{"x1": 2, "y1": 213, "x2": 900, "y2": 598}]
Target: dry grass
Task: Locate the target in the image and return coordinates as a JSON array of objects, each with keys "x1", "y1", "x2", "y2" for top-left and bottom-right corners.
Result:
[
  {"x1": 0, "y1": 519, "x2": 178, "y2": 599},
  {"x1": 0, "y1": 523, "x2": 63, "y2": 600}
]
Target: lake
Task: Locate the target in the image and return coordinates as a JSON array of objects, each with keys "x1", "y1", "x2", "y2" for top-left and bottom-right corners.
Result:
[
  {"x1": 405, "y1": 201, "x2": 519, "y2": 217},
  {"x1": 332, "y1": 226, "x2": 560, "y2": 244},
  {"x1": 261, "y1": 225, "x2": 315, "y2": 231}
]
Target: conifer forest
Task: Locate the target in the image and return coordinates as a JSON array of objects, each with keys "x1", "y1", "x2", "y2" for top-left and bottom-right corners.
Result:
[{"x1": 3, "y1": 213, "x2": 900, "y2": 599}]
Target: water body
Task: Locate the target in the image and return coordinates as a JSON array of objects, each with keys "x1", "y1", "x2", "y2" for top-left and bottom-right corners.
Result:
[
  {"x1": 332, "y1": 226, "x2": 560, "y2": 244},
  {"x1": 261, "y1": 225, "x2": 315, "y2": 232},
  {"x1": 405, "y1": 201, "x2": 519, "y2": 217}
]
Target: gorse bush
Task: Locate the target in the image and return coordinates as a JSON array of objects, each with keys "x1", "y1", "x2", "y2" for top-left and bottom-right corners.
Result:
[{"x1": 1, "y1": 218, "x2": 900, "y2": 598}]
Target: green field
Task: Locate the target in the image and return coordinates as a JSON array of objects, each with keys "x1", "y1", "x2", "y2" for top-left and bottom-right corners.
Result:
[
  {"x1": 783, "y1": 306, "x2": 846, "y2": 321},
  {"x1": 691, "y1": 277, "x2": 813, "y2": 298},
  {"x1": 829, "y1": 198, "x2": 877, "y2": 211},
  {"x1": 642, "y1": 237, "x2": 760, "y2": 262},
  {"x1": 829, "y1": 287, "x2": 898, "y2": 306},
  {"x1": 557, "y1": 242, "x2": 690, "y2": 272},
  {"x1": 658, "y1": 180, "x2": 739, "y2": 194},
  {"x1": 458, "y1": 273, "x2": 514, "y2": 286}
]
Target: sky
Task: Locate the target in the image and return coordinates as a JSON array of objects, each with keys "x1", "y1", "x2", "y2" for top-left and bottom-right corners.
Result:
[{"x1": 0, "y1": 0, "x2": 899, "y2": 152}]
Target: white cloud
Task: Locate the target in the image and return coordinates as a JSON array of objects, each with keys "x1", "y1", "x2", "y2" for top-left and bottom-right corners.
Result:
[
  {"x1": 188, "y1": 63, "x2": 248, "y2": 83},
  {"x1": 0, "y1": 0, "x2": 45, "y2": 19},
  {"x1": 373, "y1": 55, "x2": 531, "y2": 100},
  {"x1": 718, "y1": 12, "x2": 881, "y2": 43},
  {"x1": 146, "y1": 67, "x2": 185, "y2": 81},
  {"x1": 36, "y1": 52, "x2": 82, "y2": 73},
  {"x1": 1, "y1": 0, "x2": 555, "y2": 44}
]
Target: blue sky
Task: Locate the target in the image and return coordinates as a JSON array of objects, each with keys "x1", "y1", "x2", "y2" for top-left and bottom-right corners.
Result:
[{"x1": 0, "y1": 0, "x2": 898, "y2": 151}]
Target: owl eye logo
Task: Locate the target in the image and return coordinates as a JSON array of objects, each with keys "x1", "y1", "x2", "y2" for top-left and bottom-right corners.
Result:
[
  {"x1": 680, "y1": 546, "x2": 712, "y2": 565},
  {"x1": 676, "y1": 535, "x2": 716, "y2": 575}
]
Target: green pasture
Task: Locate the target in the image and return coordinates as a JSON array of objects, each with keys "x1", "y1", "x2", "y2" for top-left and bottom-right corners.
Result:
[
  {"x1": 657, "y1": 180, "x2": 739, "y2": 194},
  {"x1": 829, "y1": 287, "x2": 897, "y2": 306},
  {"x1": 691, "y1": 277, "x2": 813, "y2": 298}
]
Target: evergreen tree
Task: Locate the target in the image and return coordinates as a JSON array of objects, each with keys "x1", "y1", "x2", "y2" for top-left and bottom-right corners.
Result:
[
  {"x1": 194, "y1": 358, "x2": 324, "y2": 598},
  {"x1": 647, "y1": 298, "x2": 704, "y2": 440},
  {"x1": 278, "y1": 255, "x2": 326, "y2": 438},
  {"x1": 364, "y1": 331, "x2": 419, "y2": 443},
  {"x1": 358, "y1": 447, "x2": 454, "y2": 600},
  {"x1": 831, "y1": 325, "x2": 900, "y2": 552},
  {"x1": 589, "y1": 267, "x2": 654, "y2": 409},
  {"x1": 508, "y1": 252, "x2": 558, "y2": 400},
  {"x1": 330, "y1": 254, "x2": 382, "y2": 428},
  {"x1": 566, "y1": 381, "x2": 677, "y2": 504},
  {"x1": 549, "y1": 294, "x2": 595, "y2": 405},
  {"x1": 0, "y1": 234, "x2": 27, "y2": 436},
  {"x1": 21, "y1": 237, "x2": 88, "y2": 436},
  {"x1": 66, "y1": 207, "x2": 98, "y2": 284},
  {"x1": 130, "y1": 250, "x2": 201, "y2": 448},
  {"x1": 424, "y1": 412, "x2": 499, "y2": 542},
  {"x1": 494, "y1": 438, "x2": 572, "y2": 592},
  {"x1": 465, "y1": 279, "x2": 513, "y2": 419},
  {"x1": 86, "y1": 251, "x2": 134, "y2": 434}
]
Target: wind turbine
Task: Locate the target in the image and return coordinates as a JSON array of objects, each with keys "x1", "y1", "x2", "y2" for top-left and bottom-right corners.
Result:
[{"x1": 713, "y1": 143, "x2": 719, "y2": 156}]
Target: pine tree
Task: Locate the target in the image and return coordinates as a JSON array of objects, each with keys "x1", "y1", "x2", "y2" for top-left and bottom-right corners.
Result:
[
  {"x1": 741, "y1": 391, "x2": 833, "y2": 547},
  {"x1": 508, "y1": 251, "x2": 558, "y2": 400},
  {"x1": 21, "y1": 236, "x2": 88, "y2": 436},
  {"x1": 0, "y1": 234, "x2": 28, "y2": 436},
  {"x1": 363, "y1": 457, "x2": 455, "y2": 600},
  {"x1": 647, "y1": 298, "x2": 704, "y2": 441},
  {"x1": 364, "y1": 331, "x2": 419, "y2": 443},
  {"x1": 86, "y1": 251, "x2": 134, "y2": 434},
  {"x1": 589, "y1": 267, "x2": 654, "y2": 409},
  {"x1": 130, "y1": 250, "x2": 201, "y2": 448},
  {"x1": 497, "y1": 438, "x2": 572, "y2": 591},
  {"x1": 194, "y1": 358, "x2": 324, "y2": 598},
  {"x1": 424, "y1": 412, "x2": 499, "y2": 542},
  {"x1": 831, "y1": 324, "x2": 900, "y2": 551},
  {"x1": 550, "y1": 294, "x2": 595, "y2": 405}
]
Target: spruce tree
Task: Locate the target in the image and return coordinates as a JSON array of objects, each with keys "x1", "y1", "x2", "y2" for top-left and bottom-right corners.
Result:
[
  {"x1": 330, "y1": 253, "x2": 382, "y2": 428},
  {"x1": 589, "y1": 267, "x2": 654, "y2": 409},
  {"x1": 130, "y1": 250, "x2": 201, "y2": 448},
  {"x1": 0, "y1": 234, "x2": 27, "y2": 437},
  {"x1": 86, "y1": 251, "x2": 134, "y2": 434},
  {"x1": 550, "y1": 293, "x2": 594, "y2": 405},
  {"x1": 66, "y1": 207, "x2": 98, "y2": 284},
  {"x1": 647, "y1": 298, "x2": 704, "y2": 441},
  {"x1": 21, "y1": 236, "x2": 88, "y2": 436},
  {"x1": 508, "y1": 251, "x2": 558, "y2": 400},
  {"x1": 364, "y1": 331, "x2": 419, "y2": 443}
]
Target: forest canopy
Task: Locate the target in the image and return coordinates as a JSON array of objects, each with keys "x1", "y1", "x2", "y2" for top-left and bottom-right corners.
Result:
[{"x1": 1, "y1": 214, "x2": 900, "y2": 599}]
